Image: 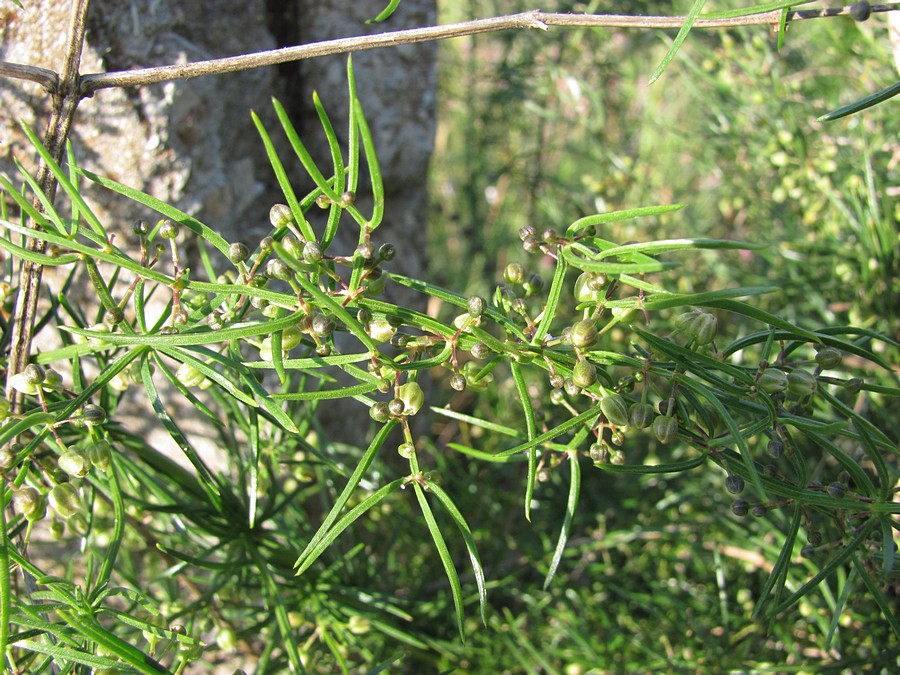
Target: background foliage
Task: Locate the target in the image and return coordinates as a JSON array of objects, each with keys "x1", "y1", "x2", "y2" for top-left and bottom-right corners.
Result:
[{"x1": 0, "y1": 1, "x2": 898, "y2": 673}]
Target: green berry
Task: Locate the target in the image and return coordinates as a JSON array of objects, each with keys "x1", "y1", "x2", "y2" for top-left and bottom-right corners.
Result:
[
  {"x1": 378, "y1": 243, "x2": 396, "y2": 261},
  {"x1": 311, "y1": 314, "x2": 334, "y2": 338},
  {"x1": 826, "y1": 482, "x2": 846, "y2": 499},
  {"x1": 388, "y1": 398, "x2": 405, "y2": 417},
  {"x1": 23, "y1": 363, "x2": 46, "y2": 386},
  {"x1": 87, "y1": 440, "x2": 112, "y2": 472},
  {"x1": 176, "y1": 362, "x2": 207, "y2": 388},
  {"x1": 599, "y1": 393, "x2": 629, "y2": 427},
  {"x1": 570, "y1": 320, "x2": 598, "y2": 349},
  {"x1": 573, "y1": 272, "x2": 603, "y2": 304},
  {"x1": 369, "y1": 402, "x2": 390, "y2": 423},
  {"x1": 589, "y1": 444, "x2": 609, "y2": 463},
  {"x1": 549, "y1": 372, "x2": 565, "y2": 389},
  {"x1": 470, "y1": 341, "x2": 490, "y2": 360},
  {"x1": 398, "y1": 442, "x2": 415, "y2": 459},
  {"x1": 82, "y1": 404, "x2": 107, "y2": 425},
  {"x1": 13, "y1": 487, "x2": 45, "y2": 521},
  {"x1": 266, "y1": 259, "x2": 292, "y2": 281},
  {"x1": 572, "y1": 359, "x2": 597, "y2": 389},
  {"x1": 767, "y1": 438, "x2": 784, "y2": 459}
]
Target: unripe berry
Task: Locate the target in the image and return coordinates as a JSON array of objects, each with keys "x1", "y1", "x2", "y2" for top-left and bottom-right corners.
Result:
[
  {"x1": 132, "y1": 220, "x2": 148, "y2": 236},
  {"x1": 87, "y1": 440, "x2": 113, "y2": 472},
  {"x1": 599, "y1": 393, "x2": 629, "y2": 427},
  {"x1": 751, "y1": 504, "x2": 767, "y2": 517},
  {"x1": 570, "y1": 320, "x2": 598, "y2": 349},
  {"x1": 572, "y1": 359, "x2": 597, "y2": 389},
  {"x1": 850, "y1": 1, "x2": 871, "y2": 22},
  {"x1": 731, "y1": 500, "x2": 749, "y2": 517},
  {"x1": 388, "y1": 398, "x2": 405, "y2": 417},
  {"x1": 652, "y1": 416, "x2": 678, "y2": 443},
  {"x1": 311, "y1": 314, "x2": 334, "y2": 338},
  {"x1": 378, "y1": 243, "x2": 396, "y2": 261},
  {"x1": 573, "y1": 272, "x2": 603, "y2": 304},
  {"x1": 675, "y1": 309, "x2": 717, "y2": 345},
  {"x1": 826, "y1": 482, "x2": 847, "y2": 499},
  {"x1": 767, "y1": 438, "x2": 785, "y2": 459},
  {"x1": 266, "y1": 259, "x2": 292, "y2": 281},
  {"x1": 549, "y1": 372, "x2": 565, "y2": 389},
  {"x1": 176, "y1": 362, "x2": 207, "y2": 388},
  {"x1": 23, "y1": 363, "x2": 46, "y2": 386},
  {"x1": 398, "y1": 442, "x2": 415, "y2": 459},
  {"x1": 589, "y1": 444, "x2": 610, "y2": 463},
  {"x1": 518, "y1": 225, "x2": 536, "y2": 241}
]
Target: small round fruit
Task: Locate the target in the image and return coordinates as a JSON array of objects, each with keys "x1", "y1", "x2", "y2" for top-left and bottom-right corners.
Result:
[
  {"x1": 399, "y1": 382, "x2": 425, "y2": 415},
  {"x1": 628, "y1": 402, "x2": 655, "y2": 429},
  {"x1": 504, "y1": 262, "x2": 526, "y2": 285},
  {"x1": 815, "y1": 347, "x2": 842, "y2": 370},
  {"x1": 570, "y1": 320, "x2": 598, "y2": 349},
  {"x1": 158, "y1": 220, "x2": 179, "y2": 240},
  {"x1": 731, "y1": 500, "x2": 749, "y2": 517},
  {"x1": 449, "y1": 373, "x2": 467, "y2": 391},
  {"x1": 572, "y1": 360, "x2": 597, "y2": 389},
  {"x1": 467, "y1": 296, "x2": 486, "y2": 318},
  {"x1": 787, "y1": 369, "x2": 817, "y2": 399},
  {"x1": 269, "y1": 204, "x2": 294, "y2": 228},
  {"x1": 724, "y1": 475, "x2": 745, "y2": 495},
  {"x1": 228, "y1": 243, "x2": 250, "y2": 264},
  {"x1": 757, "y1": 368, "x2": 787, "y2": 394}
]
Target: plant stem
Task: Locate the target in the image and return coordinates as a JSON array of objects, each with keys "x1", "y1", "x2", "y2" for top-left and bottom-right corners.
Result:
[
  {"x1": 64, "y1": 4, "x2": 899, "y2": 94},
  {"x1": 5, "y1": 0, "x2": 90, "y2": 412}
]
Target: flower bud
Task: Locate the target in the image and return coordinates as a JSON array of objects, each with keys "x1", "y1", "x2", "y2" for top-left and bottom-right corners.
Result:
[
  {"x1": 398, "y1": 382, "x2": 425, "y2": 416},
  {"x1": 302, "y1": 241, "x2": 323, "y2": 264},
  {"x1": 652, "y1": 416, "x2": 678, "y2": 443},
  {"x1": 82, "y1": 404, "x2": 107, "y2": 425},
  {"x1": 369, "y1": 401, "x2": 390, "y2": 423},
  {"x1": 266, "y1": 259, "x2": 292, "y2": 281},
  {"x1": 269, "y1": 204, "x2": 294, "y2": 229},
  {"x1": 628, "y1": 402, "x2": 655, "y2": 429},
  {"x1": 49, "y1": 483, "x2": 81, "y2": 519},
  {"x1": 87, "y1": 440, "x2": 113, "y2": 472},
  {"x1": 600, "y1": 393, "x2": 630, "y2": 427},
  {"x1": 366, "y1": 318, "x2": 396, "y2": 344},
  {"x1": 176, "y1": 362, "x2": 207, "y2": 388},
  {"x1": 467, "y1": 296, "x2": 486, "y2": 318},
  {"x1": 504, "y1": 262, "x2": 526, "y2": 285},
  {"x1": 58, "y1": 449, "x2": 91, "y2": 478},
  {"x1": 13, "y1": 487, "x2": 45, "y2": 521},
  {"x1": 787, "y1": 369, "x2": 817, "y2": 399},
  {"x1": 815, "y1": 347, "x2": 842, "y2": 370},
  {"x1": 158, "y1": 220, "x2": 179, "y2": 240},
  {"x1": 675, "y1": 309, "x2": 716, "y2": 345},
  {"x1": 573, "y1": 272, "x2": 603, "y2": 304},
  {"x1": 227, "y1": 243, "x2": 250, "y2": 264},
  {"x1": 757, "y1": 368, "x2": 787, "y2": 394}
]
